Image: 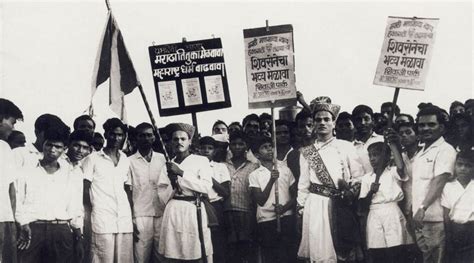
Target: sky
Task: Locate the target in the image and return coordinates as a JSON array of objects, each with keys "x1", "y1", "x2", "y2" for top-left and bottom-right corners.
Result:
[{"x1": 1, "y1": 0, "x2": 472, "y2": 142}]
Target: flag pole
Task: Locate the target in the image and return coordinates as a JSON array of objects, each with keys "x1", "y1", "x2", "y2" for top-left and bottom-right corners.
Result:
[{"x1": 137, "y1": 84, "x2": 171, "y2": 162}]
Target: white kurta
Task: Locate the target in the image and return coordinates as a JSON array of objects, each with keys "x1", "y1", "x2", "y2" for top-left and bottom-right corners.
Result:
[
  {"x1": 297, "y1": 138, "x2": 364, "y2": 263},
  {"x1": 157, "y1": 154, "x2": 214, "y2": 261}
]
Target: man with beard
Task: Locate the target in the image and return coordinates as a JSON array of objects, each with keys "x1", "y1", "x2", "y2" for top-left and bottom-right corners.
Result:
[
  {"x1": 335, "y1": 112, "x2": 355, "y2": 142},
  {"x1": 82, "y1": 118, "x2": 134, "y2": 263},
  {"x1": 412, "y1": 106, "x2": 457, "y2": 263},
  {"x1": 157, "y1": 123, "x2": 214, "y2": 262},
  {"x1": 297, "y1": 97, "x2": 364, "y2": 263},
  {"x1": 128, "y1": 122, "x2": 167, "y2": 263},
  {"x1": 352, "y1": 105, "x2": 384, "y2": 175}
]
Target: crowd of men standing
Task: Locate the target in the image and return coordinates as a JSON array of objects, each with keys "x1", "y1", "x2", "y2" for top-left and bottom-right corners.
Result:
[{"x1": 0, "y1": 94, "x2": 473, "y2": 263}]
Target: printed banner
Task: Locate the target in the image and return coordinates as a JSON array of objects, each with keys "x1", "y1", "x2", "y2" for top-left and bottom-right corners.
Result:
[
  {"x1": 374, "y1": 16, "x2": 439, "y2": 91},
  {"x1": 148, "y1": 38, "x2": 231, "y2": 116},
  {"x1": 244, "y1": 24, "x2": 297, "y2": 109}
]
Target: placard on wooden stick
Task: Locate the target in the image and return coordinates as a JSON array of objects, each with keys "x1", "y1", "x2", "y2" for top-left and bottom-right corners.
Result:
[
  {"x1": 243, "y1": 24, "x2": 297, "y2": 108},
  {"x1": 374, "y1": 16, "x2": 439, "y2": 91},
  {"x1": 148, "y1": 38, "x2": 231, "y2": 116}
]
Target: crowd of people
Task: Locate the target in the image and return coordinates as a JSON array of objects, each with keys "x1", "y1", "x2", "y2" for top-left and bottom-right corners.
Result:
[{"x1": 0, "y1": 94, "x2": 473, "y2": 263}]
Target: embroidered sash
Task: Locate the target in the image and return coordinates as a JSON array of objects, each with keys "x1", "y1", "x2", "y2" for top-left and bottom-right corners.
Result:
[{"x1": 300, "y1": 144, "x2": 336, "y2": 188}]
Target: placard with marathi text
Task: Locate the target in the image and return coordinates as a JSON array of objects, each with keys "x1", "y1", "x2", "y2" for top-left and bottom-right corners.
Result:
[
  {"x1": 374, "y1": 16, "x2": 439, "y2": 91},
  {"x1": 148, "y1": 38, "x2": 231, "y2": 116},
  {"x1": 244, "y1": 24, "x2": 297, "y2": 109}
]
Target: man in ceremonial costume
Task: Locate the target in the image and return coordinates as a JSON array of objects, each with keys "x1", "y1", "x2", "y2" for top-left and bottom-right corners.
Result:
[
  {"x1": 157, "y1": 123, "x2": 214, "y2": 263},
  {"x1": 297, "y1": 97, "x2": 364, "y2": 263}
]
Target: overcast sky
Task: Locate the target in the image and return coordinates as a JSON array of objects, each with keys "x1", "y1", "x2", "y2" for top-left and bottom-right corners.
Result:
[{"x1": 1, "y1": 0, "x2": 472, "y2": 141}]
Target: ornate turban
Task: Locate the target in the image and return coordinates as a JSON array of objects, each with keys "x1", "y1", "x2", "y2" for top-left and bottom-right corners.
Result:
[{"x1": 310, "y1": 96, "x2": 341, "y2": 119}]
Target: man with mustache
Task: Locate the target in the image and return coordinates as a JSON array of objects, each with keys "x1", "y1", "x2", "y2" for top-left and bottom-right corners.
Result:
[
  {"x1": 157, "y1": 123, "x2": 214, "y2": 262},
  {"x1": 411, "y1": 106, "x2": 457, "y2": 263},
  {"x1": 297, "y1": 97, "x2": 364, "y2": 263}
]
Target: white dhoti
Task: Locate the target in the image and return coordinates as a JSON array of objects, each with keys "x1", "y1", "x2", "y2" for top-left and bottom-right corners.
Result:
[
  {"x1": 159, "y1": 199, "x2": 213, "y2": 261},
  {"x1": 298, "y1": 193, "x2": 337, "y2": 263}
]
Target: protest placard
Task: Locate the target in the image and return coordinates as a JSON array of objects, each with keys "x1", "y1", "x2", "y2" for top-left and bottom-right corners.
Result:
[
  {"x1": 243, "y1": 24, "x2": 297, "y2": 108},
  {"x1": 374, "y1": 16, "x2": 439, "y2": 91},
  {"x1": 148, "y1": 38, "x2": 231, "y2": 116}
]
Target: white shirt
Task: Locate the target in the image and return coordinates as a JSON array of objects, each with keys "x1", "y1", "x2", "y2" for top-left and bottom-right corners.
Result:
[
  {"x1": 0, "y1": 140, "x2": 15, "y2": 222},
  {"x1": 249, "y1": 163, "x2": 295, "y2": 223},
  {"x1": 208, "y1": 161, "x2": 231, "y2": 202},
  {"x1": 82, "y1": 150, "x2": 133, "y2": 234},
  {"x1": 157, "y1": 154, "x2": 213, "y2": 205},
  {"x1": 15, "y1": 161, "x2": 84, "y2": 228},
  {"x1": 298, "y1": 138, "x2": 364, "y2": 207},
  {"x1": 412, "y1": 137, "x2": 456, "y2": 222},
  {"x1": 128, "y1": 151, "x2": 166, "y2": 218},
  {"x1": 354, "y1": 133, "x2": 384, "y2": 175},
  {"x1": 359, "y1": 166, "x2": 407, "y2": 204},
  {"x1": 441, "y1": 180, "x2": 474, "y2": 224},
  {"x1": 12, "y1": 143, "x2": 42, "y2": 169}
]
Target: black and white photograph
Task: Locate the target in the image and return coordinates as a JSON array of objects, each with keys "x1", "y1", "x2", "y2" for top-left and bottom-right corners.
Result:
[{"x1": 0, "y1": 0, "x2": 472, "y2": 262}]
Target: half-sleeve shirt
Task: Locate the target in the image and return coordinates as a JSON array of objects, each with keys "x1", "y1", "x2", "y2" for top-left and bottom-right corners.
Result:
[
  {"x1": 82, "y1": 150, "x2": 133, "y2": 234},
  {"x1": 249, "y1": 163, "x2": 295, "y2": 223},
  {"x1": 412, "y1": 137, "x2": 456, "y2": 222}
]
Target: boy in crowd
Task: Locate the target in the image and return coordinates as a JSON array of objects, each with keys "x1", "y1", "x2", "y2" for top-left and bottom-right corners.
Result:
[
  {"x1": 0, "y1": 98, "x2": 23, "y2": 263},
  {"x1": 249, "y1": 135, "x2": 297, "y2": 263},
  {"x1": 352, "y1": 105, "x2": 384, "y2": 175},
  {"x1": 128, "y1": 123, "x2": 167, "y2": 263},
  {"x1": 441, "y1": 150, "x2": 474, "y2": 262},
  {"x1": 13, "y1": 114, "x2": 68, "y2": 168},
  {"x1": 82, "y1": 118, "x2": 134, "y2": 263},
  {"x1": 66, "y1": 130, "x2": 93, "y2": 167},
  {"x1": 224, "y1": 130, "x2": 259, "y2": 263},
  {"x1": 199, "y1": 136, "x2": 231, "y2": 263},
  {"x1": 16, "y1": 127, "x2": 84, "y2": 263},
  {"x1": 335, "y1": 111, "x2": 355, "y2": 142},
  {"x1": 358, "y1": 142, "x2": 412, "y2": 263},
  {"x1": 275, "y1": 119, "x2": 292, "y2": 163}
]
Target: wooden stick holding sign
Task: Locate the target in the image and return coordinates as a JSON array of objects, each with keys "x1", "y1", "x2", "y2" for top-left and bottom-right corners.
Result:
[
  {"x1": 270, "y1": 102, "x2": 281, "y2": 233},
  {"x1": 244, "y1": 19, "x2": 297, "y2": 234}
]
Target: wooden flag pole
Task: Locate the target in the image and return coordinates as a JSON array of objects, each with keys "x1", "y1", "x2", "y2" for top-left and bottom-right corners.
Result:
[
  {"x1": 271, "y1": 103, "x2": 281, "y2": 233},
  {"x1": 137, "y1": 84, "x2": 171, "y2": 162}
]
